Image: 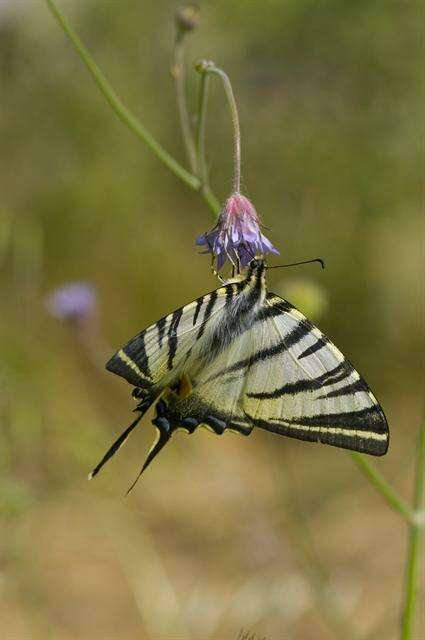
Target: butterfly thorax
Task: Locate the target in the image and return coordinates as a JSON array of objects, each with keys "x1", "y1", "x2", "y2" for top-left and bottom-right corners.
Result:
[{"x1": 183, "y1": 259, "x2": 268, "y2": 370}]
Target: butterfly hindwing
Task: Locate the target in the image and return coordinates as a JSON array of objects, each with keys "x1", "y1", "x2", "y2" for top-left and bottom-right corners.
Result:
[{"x1": 159, "y1": 328, "x2": 255, "y2": 436}]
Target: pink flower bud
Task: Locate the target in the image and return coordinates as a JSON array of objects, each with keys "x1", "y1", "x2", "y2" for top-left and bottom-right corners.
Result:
[{"x1": 196, "y1": 193, "x2": 279, "y2": 270}]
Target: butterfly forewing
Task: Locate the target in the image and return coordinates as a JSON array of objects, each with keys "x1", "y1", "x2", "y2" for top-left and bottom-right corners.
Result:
[{"x1": 105, "y1": 284, "x2": 237, "y2": 389}]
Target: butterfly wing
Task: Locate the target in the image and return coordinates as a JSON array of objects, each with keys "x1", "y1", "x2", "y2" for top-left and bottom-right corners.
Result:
[
  {"x1": 164, "y1": 292, "x2": 388, "y2": 456},
  {"x1": 90, "y1": 282, "x2": 241, "y2": 480},
  {"x1": 241, "y1": 293, "x2": 389, "y2": 455},
  {"x1": 105, "y1": 283, "x2": 238, "y2": 391},
  {"x1": 94, "y1": 263, "x2": 388, "y2": 486},
  {"x1": 161, "y1": 327, "x2": 255, "y2": 436}
]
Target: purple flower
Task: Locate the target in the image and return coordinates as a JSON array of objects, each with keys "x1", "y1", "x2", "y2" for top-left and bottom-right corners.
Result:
[
  {"x1": 45, "y1": 282, "x2": 97, "y2": 324},
  {"x1": 196, "y1": 193, "x2": 279, "y2": 270}
]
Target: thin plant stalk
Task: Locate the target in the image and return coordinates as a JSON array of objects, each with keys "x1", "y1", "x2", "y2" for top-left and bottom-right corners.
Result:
[
  {"x1": 197, "y1": 61, "x2": 242, "y2": 194},
  {"x1": 350, "y1": 452, "x2": 416, "y2": 525},
  {"x1": 172, "y1": 32, "x2": 198, "y2": 174},
  {"x1": 46, "y1": 0, "x2": 199, "y2": 191},
  {"x1": 400, "y1": 418, "x2": 425, "y2": 640}
]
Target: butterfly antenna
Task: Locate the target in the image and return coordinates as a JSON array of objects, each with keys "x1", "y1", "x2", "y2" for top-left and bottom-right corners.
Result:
[
  {"x1": 268, "y1": 257, "x2": 325, "y2": 270},
  {"x1": 125, "y1": 419, "x2": 171, "y2": 495}
]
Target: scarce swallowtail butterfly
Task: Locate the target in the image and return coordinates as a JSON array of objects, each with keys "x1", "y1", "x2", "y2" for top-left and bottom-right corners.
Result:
[{"x1": 90, "y1": 258, "x2": 389, "y2": 492}]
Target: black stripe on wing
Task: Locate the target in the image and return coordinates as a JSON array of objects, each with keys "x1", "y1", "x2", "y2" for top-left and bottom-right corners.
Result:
[
  {"x1": 298, "y1": 336, "x2": 328, "y2": 359},
  {"x1": 317, "y1": 377, "x2": 369, "y2": 399},
  {"x1": 196, "y1": 290, "x2": 218, "y2": 339},
  {"x1": 247, "y1": 361, "x2": 354, "y2": 399},
  {"x1": 192, "y1": 297, "x2": 204, "y2": 326},
  {"x1": 156, "y1": 317, "x2": 167, "y2": 348},
  {"x1": 247, "y1": 404, "x2": 389, "y2": 456},
  {"x1": 286, "y1": 407, "x2": 387, "y2": 431},
  {"x1": 167, "y1": 308, "x2": 183, "y2": 370},
  {"x1": 106, "y1": 344, "x2": 153, "y2": 387},
  {"x1": 206, "y1": 315, "x2": 315, "y2": 381}
]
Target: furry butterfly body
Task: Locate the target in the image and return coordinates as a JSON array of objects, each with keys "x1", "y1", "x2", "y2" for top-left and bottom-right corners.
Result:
[{"x1": 90, "y1": 259, "x2": 388, "y2": 489}]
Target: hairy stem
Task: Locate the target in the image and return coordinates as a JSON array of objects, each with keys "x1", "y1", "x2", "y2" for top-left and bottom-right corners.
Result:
[
  {"x1": 400, "y1": 419, "x2": 425, "y2": 640},
  {"x1": 172, "y1": 33, "x2": 198, "y2": 174},
  {"x1": 46, "y1": 0, "x2": 199, "y2": 191},
  {"x1": 350, "y1": 452, "x2": 415, "y2": 524},
  {"x1": 197, "y1": 61, "x2": 242, "y2": 194}
]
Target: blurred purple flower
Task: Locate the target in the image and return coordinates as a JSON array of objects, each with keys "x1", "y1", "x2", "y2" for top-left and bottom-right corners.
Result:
[
  {"x1": 45, "y1": 282, "x2": 97, "y2": 324},
  {"x1": 196, "y1": 193, "x2": 279, "y2": 270}
]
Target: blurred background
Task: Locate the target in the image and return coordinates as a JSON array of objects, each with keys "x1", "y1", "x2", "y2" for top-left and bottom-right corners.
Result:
[{"x1": 1, "y1": 1, "x2": 423, "y2": 639}]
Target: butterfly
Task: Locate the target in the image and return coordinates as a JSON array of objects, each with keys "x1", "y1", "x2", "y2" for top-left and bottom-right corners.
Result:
[{"x1": 90, "y1": 258, "x2": 389, "y2": 492}]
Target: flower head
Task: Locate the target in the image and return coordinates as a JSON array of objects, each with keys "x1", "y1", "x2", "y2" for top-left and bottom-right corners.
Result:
[
  {"x1": 175, "y1": 4, "x2": 200, "y2": 33},
  {"x1": 45, "y1": 282, "x2": 97, "y2": 324},
  {"x1": 196, "y1": 193, "x2": 279, "y2": 270}
]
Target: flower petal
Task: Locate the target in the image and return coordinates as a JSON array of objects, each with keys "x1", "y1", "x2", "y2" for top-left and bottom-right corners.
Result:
[{"x1": 195, "y1": 193, "x2": 280, "y2": 270}]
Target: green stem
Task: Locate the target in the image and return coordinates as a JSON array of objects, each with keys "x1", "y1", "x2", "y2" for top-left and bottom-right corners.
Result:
[
  {"x1": 46, "y1": 0, "x2": 199, "y2": 191},
  {"x1": 197, "y1": 61, "x2": 242, "y2": 194},
  {"x1": 400, "y1": 419, "x2": 425, "y2": 640},
  {"x1": 350, "y1": 453, "x2": 415, "y2": 524},
  {"x1": 172, "y1": 33, "x2": 198, "y2": 174},
  {"x1": 195, "y1": 72, "x2": 220, "y2": 215}
]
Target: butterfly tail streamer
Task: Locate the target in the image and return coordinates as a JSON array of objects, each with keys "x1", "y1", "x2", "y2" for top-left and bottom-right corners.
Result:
[
  {"x1": 89, "y1": 398, "x2": 153, "y2": 480},
  {"x1": 125, "y1": 416, "x2": 172, "y2": 495}
]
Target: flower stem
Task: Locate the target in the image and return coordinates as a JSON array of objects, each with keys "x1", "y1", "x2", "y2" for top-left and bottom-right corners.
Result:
[
  {"x1": 350, "y1": 452, "x2": 416, "y2": 524},
  {"x1": 196, "y1": 61, "x2": 242, "y2": 194},
  {"x1": 195, "y1": 72, "x2": 220, "y2": 215},
  {"x1": 45, "y1": 0, "x2": 199, "y2": 191},
  {"x1": 172, "y1": 32, "x2": 198, "y2": 174},
  {"x1": 400, "y1": 419, "x2": 425, "y2": 640}
]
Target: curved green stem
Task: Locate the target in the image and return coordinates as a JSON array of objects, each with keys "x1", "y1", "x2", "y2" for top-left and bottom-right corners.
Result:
[
  {"x1": 46, "y1": 0, "x2": 199, "y2": 191},
  {"x1": 196, "y1": 61, "x2": 242, "y2": 194},
  {"x1": 172, "y1": 33, "x2": 198, "y2": 174},
  {"x1": 401, "y1": 419, "x2": 425, "y2": 640},
  {"x1": 350, "y1": 452, "x2": 415, "y2": 524}
]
